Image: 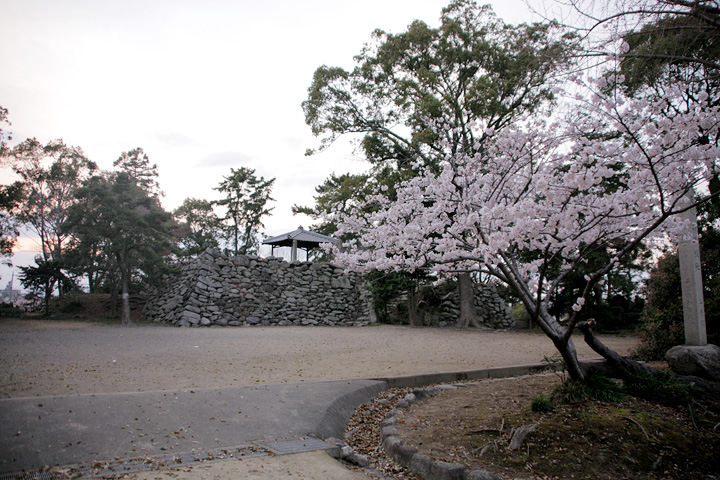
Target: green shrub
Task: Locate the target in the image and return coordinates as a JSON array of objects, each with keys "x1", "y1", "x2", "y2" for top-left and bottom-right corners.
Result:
[
  {"x1": 531, "y1": 395, "x2": 554, "y2": 413},
  {"x1": 623, "y1": 370, "x2": 694, "y2": 407},
  {"x1": 633, "y1": 308, "x2": 685, "y2": 361},
  {"x1": 552, "y1": 372, "x2": 625, "y2": 404},
  {"x1": 584, "y1": 372, "x2": 626, "y2": 403},
  {"x1": 551, "y1": 378, "x2": 590, "y2": 404}
]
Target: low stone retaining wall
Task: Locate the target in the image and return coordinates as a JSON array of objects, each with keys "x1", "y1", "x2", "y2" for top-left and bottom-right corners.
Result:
[
  {"x1": 144, "y1": 248, "x2": 514, "y2": 329},
  {"x1": 143, "y1": 249, "x2": 372, "y2": 327}
]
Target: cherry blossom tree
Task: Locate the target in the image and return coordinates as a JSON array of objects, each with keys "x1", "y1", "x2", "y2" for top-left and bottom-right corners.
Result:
[{"x1": 328, "y1": 66, "x2": 719, "y2": 381}]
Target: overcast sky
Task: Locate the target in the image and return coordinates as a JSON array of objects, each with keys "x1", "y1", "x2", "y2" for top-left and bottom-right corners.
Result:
[{"x1": 1, "y1": 0, "x2": 541, "y2": 274}]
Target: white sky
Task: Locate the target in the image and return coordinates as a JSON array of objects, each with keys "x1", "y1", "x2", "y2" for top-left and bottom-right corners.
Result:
[{"x1": 0, "y1": 0, "x2": 540, "y2": 275}]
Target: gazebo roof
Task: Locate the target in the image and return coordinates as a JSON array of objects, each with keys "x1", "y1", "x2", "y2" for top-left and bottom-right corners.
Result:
[{"x1": 262, "y1": 226, "x2": 339, "y2": 249}]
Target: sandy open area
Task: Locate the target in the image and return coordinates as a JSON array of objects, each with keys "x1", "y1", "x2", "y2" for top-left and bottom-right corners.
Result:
[{"x1": 0, "y1": 319, "x2": 639, "y2": 399}]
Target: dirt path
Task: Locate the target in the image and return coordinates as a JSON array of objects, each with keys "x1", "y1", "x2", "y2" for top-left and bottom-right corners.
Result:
[{"x1": 0, "y1": 319, "x2": 639, "y2": 398}]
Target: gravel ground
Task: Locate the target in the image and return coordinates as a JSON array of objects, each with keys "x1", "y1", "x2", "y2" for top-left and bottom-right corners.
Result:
[{"x1": 0, "y1": 319, "x2": 639, "y2": 399}]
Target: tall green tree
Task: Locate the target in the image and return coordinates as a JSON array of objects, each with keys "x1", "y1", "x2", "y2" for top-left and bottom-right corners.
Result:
[
  {"x1": 303, "y1": 0, "x2": 576, "y2": 326},
  {"x1": 1, "y1": 138, "x2": 97, "y2": 263},
  {"x1": 61, "y1": 172, "x2": 116, "y2": 294},
  {"x1": 215, "y1": 167, "x2": 275, "y2": 256},
  {"x1": 174, "y1": 197, "x2": 223, "y2": 257},
  {"x1": 113, "y1": 147, "x2": 162, "y2": 197},
  {"x1": 65, "y1": 172, "x2": 175, "y2": 325},
  {"x1": 304, "y1": 1, "x2": 575, "y2": 164}
]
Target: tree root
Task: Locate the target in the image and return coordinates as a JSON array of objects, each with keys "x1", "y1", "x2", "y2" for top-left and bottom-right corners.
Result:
[
  {"x1": 479, "y1": 441, "x2": 498, "y2": 456},
  {"x1": 621, "y1": 415, "x2": 650, "y2": 440},
  {"x1": 508, "y1": 423, "x2": 537, "y2": 450}
]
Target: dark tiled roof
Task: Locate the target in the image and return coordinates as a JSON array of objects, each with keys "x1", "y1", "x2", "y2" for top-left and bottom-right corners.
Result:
[{"x1": 262, "y1": 226, "x2": 339, "y2": 248}]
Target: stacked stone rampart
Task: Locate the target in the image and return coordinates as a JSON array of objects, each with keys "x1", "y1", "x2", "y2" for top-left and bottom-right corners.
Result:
[
  {"x1": 144, "y1": 248, "x2": 514, "y2": 328},
  {"x1": 143, "y1": 249, "x2": 371, "y2": 327}
]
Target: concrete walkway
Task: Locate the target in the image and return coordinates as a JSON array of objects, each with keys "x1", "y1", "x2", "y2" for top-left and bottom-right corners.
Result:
[
  {"x1": 1, "y1": 379, "x2": 385, "y2": 478},
  {"x1": 0, "y1": 321, "x2": 638, "y2": 479},
  {"x1": 0, "y1": 364, "x2": 557, "y2": 479}
]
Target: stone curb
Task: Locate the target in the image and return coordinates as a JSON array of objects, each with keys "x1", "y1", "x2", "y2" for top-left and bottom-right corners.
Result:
[
  {"x1": 379, "y1": 385, "x2": 503, "y2": 480},
  {"x1": 370, "y1": 361, "x2": 616, "y2": 480},
  {"x1": 315, "y1": 381, "x2": 388, "y2": 440},
  {"x1": 324, "y1": 360, "x2": 609, "y2": 479},
  {"x1": 371, "y1": 362, "x2": 549, "y2": 389}
]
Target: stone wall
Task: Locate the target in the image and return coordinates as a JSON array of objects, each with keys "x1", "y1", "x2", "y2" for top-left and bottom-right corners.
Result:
[
  {"x1": 143, "y1": 249, "x2": 372, "y2": 327},
  {"x1": 437, "y1": 283, "x2": 513, "y2": 328},
  {"x1": 143, "y1": 248, "x2": 514, "y2": 329}
]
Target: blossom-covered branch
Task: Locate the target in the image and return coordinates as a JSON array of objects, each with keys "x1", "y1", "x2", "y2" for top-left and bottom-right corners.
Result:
[{"x1": 327, "y1": 76, "x2": 719, "y2": 380}]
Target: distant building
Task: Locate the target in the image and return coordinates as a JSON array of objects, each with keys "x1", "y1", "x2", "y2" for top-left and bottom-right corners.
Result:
[{"x1": 0, "y1": 273, "x2": 21, "y2": 305}]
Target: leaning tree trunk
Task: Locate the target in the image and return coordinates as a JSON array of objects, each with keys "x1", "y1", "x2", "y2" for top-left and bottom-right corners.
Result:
[
  {"x1": 533, "y1": 309, "x2": 589, "y2": 381},
  {"x1": 457, "y1": 273, "x2": 481, "y2": 329},
  {"x1": 578, "y1": 321, "x2": 720, "y2": 398},
  {"x1": 550, "y1": 332, "x2": 588, "y2": 381},
  {"x1": 578, "y1": 320, "x2": 659, "y2": 378}
]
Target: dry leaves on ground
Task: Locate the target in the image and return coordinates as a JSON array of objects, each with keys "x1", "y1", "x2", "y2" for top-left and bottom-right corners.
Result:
[{"x1": 346, "y1": 373, "x2": 720, "y2": 480}]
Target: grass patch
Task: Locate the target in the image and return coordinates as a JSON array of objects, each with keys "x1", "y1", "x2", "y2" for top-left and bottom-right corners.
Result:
[
  {"x1": 530, "y1": 395, "x2": 553, "y2": 413},
  {"x1": 623, "y1": 369, "x2": 695, "y2": 407},
  {"x1": 551, "y1": 372, "x2": 625, "y2": 405}
]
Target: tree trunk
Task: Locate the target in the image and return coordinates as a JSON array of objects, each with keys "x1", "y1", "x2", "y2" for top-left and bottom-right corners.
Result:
[
  {"x1": 406, "y1": 286, "x2": 422, "y2": 327},
  {"x1": 43, "y1": 280, "x2": 53, "y2": 316},
  {"x1": 457, "y1": 273, "x2": 480, "y2": 329},
  {"x1": 551, "y1": 334, "x2": 588, "y2": 381},
  {"x1": 117, "y1": 253, "x2": 134, "y2": 326},
  {"x1": 578, "y1": 321, "x2": 658, "y2": 377},
  {"x1": 534, "y1": 309, "x2": 588, "y2": 381}
]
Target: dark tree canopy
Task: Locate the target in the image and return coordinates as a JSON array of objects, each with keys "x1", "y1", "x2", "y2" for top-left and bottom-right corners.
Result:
[
  {"x1": 215, "y1": 167, "x2": 275, "y2": 256},
  {"x1": 0, "y1": 182, "x2": 23, "y2": 261},
  {"x1": 19, "y1": 256, "x2": 74, "y2": 315},
  {"x1": 66, "y1": 171, "x2": 175, "y2": 324},
  {"x1": 174, "y1": 197, "x2": 223, "y2": 257},
  {"x1": 303, "y1": 0, "x2": 577, "y2": 166},
  {"x1": 113, "y1": 147, "x2": 162, "y2": 197}
]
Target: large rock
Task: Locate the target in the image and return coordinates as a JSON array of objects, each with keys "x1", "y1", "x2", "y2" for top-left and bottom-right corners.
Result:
[
  {"x1": 180, "y1": 310, "x2": 201, "y2": 325},
  {"x1": 665, "y1": 344, "x2": 720, "y2": 382}
]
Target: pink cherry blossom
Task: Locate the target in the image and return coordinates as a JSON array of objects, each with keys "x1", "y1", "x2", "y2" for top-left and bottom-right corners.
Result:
[{"x1": 326, "y1": 73, "x2": 719, "y2": 380}]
